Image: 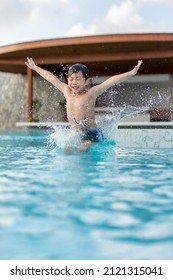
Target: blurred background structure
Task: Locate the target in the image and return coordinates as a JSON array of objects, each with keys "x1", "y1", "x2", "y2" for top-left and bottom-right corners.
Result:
[{"x1": 0, "y1": 33, "x2": 173, "y2": 129}]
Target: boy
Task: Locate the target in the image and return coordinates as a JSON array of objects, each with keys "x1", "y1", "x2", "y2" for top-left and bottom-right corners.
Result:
[{"x1": 25, "y1": 58, "x2": 142, "y2": 152}]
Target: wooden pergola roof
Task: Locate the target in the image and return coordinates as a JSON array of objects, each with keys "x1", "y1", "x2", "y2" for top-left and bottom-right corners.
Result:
[{"x1": 0, "y1": 33, "x2": 173, "y2": 76}]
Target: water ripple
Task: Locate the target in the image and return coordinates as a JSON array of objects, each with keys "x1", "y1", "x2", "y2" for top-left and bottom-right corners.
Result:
[{"x1": 0, "y1": 130, "x2": 173, "y2": 259}]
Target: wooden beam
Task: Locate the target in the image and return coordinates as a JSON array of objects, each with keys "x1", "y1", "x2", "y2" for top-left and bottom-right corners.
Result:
[
  {"x1": 1, "y1": 49, "x2": 173, "y2": 65},
  {"x1": 27, "y1": 67, "x2": 33, "y2": 122}
]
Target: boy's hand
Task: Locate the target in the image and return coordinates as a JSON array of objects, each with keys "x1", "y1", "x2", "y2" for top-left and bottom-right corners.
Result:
[
  {"x1": 131, "y1": 60, "x2": 143, "y2": 76},
  {"x1": 25, "y1": 57, "x2": 36, "y2": 70}
]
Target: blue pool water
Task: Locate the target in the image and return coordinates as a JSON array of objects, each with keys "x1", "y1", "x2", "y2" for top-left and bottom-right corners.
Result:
[{"x1": 0, "y1": 128, "x2": 173, "y2": 260}]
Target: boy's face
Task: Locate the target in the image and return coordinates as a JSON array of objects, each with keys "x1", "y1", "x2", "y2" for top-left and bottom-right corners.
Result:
[{"x1": 68, "y1": 71, "x2": 89, "y2": 94}]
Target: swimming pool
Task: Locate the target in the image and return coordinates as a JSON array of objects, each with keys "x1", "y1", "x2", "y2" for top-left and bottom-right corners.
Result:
[{"x1": 0, "y1": 128, "x2": 173, "y2": 260}]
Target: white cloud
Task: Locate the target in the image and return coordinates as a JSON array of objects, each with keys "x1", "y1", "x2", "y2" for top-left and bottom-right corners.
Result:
[
  {"x1": 0, "y1": 0, "x2": 30, "y2": 26},
  {"x1": 0, "y1": 0, "x2": 74, "y2": 45},
  {"x1": 66, "y1": 0, "x2": 143, "y2": 37},
  {"x1": 66, "y1": 24, "x2": 97, "y2": 37},
  {"x1": 27, "y1": 0, "x2": 69, "y2": 24},
  {"x1": 104, "y1": 0, "x2": 142, "y2": 28},
  {"x1": 0, "y1": 0, "x2": 70, "y2": 27}
]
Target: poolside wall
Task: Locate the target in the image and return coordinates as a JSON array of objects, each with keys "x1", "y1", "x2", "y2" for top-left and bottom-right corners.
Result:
[
  {"x1": 0, "y1": 72, "x2": 66, "y2": 129},
  {"x1": 116, "y1": 124, "x2": 173, "y2": 148},
  {"x1": 0, "y1": 72, "x2": 173, "y2": 129}
]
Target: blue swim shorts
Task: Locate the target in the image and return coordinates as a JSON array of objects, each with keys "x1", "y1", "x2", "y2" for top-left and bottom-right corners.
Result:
[{"x1": 80, "y1": 128, "x2": 104, "y2": 143}]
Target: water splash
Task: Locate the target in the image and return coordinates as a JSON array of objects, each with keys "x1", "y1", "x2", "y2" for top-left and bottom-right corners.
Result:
[
  {"x1": 47, "y1": 125, "x2": 81, "y2": 151},
  {"x1": 47, "y1": 105, "x2": 147, "y2": 151}
]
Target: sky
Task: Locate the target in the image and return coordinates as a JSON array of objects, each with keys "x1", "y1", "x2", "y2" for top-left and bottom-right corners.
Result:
[{"x1": 0, "y1": 0, "x2": 173, "y2": 47}]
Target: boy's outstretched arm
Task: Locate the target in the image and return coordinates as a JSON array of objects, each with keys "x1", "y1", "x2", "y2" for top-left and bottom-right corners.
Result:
[
  {"x1": 91, "y1": 60, "x2": 143, "y2": 97},
  {"x1": 25, "y1": 58, "x2": 68, "y2": 94}
]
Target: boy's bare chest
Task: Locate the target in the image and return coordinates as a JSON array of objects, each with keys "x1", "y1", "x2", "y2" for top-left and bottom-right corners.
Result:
[{"x1": 67, "y1": 95, "x2": 94, "y2": 111}]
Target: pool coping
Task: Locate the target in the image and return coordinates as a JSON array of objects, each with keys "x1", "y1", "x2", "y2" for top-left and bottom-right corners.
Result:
[{"x1": 16, "y1": 122, "x2": 173, "y2": 129}]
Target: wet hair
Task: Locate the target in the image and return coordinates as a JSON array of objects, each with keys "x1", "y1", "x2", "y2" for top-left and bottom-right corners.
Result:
[{"x1": 68, "y1": 63, "x2": 89, "y2": 80}]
